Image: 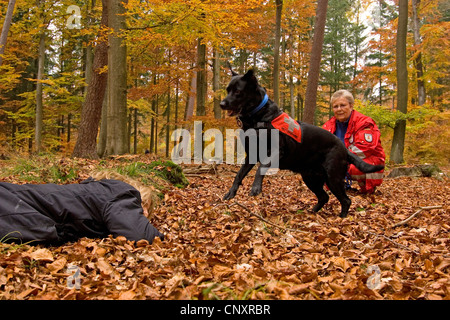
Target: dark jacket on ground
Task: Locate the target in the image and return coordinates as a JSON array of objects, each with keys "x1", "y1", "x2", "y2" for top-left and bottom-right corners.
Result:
[{"x1": 0, "y1": 178, "x2": 164, "y2": 245}]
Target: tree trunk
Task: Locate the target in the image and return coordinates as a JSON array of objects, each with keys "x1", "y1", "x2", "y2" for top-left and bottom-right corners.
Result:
[
  {"x1": 297, "y1": 93, "x2": 303, "y2": 121},
  {"x1": 154, "y1": 95, "x2": 159, "y2": 154},
  {"x1": 165, "y1": 51, "x2": 172, "y2": 157},
  {"x1": 289, "y1": 44, "x2": 295, "y2": 118},
  {"x1": 303, "y1": 0, "x2": 328, "y2": 124},
  {"x1": 185, "y1": 71, "x2": 196, "y2": 121},
  {"x1": 72, "y1": 0, "x2": 108, "y2": 159},
  {"x1": 165, "y1": 83, "x2": 171, "y2": 157},
  {"x1": 97, "y1": 86, "x2": 108, "y2": 156},
  {"x1": 175, "y1": 78, "x2": 179, "y2": 125},
  {"x1": 352, "y1": 0, "x2": 361, "y2": 86},
  {"x1": 105, "y1": 0, "x2": 128, "y2": 155},
  {"x1": 67, "y1": 113, "x2": 71, "y2": 143},
  {"x1": 35, "y1": 28, "x2": 45, "y2": 153},
  {"x1": 149, "y1": 73, "x2": 157, "y2": 153},
  {"x1": 412, "y1": 0, "x2": 425, "y2": 106},
  {"x1": 196, "y1": 38, "x2": 207, "y2": 116},
  {"x1": 133, "y1": 107, "x2": 137, "y2": 154},
  {"x1": 0, "y1": 0, "x2": 16, "y2": 66},
  {"x1": 390, "y1": 0, "x2": 408, "y2": 164},
  {"x1": 213, "y1": 48, "x2": 222, "y2": 119},
  {"x1": 83, "y1": 0, "x2": 96, "y2": 97},
  {"x1": 127, "y1": 111, "x2": 131, "y2": 153},
  {"x1": 273, "y1": 0, "x2": 283, "y2": 106}
]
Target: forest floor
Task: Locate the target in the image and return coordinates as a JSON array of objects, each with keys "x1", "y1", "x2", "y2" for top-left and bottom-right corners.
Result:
[{"x1": 0, "y1": 156, "x2": 449, "y2": 300}]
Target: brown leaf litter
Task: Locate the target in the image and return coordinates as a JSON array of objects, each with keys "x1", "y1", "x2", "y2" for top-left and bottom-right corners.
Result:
[{"x1": 1, "y1": 164, "x2": 449, "y2": 300}]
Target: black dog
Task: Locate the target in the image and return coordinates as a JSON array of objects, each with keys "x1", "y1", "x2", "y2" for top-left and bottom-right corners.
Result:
[{"x1": 219, "y1": 69, "x2": 384, "y2": 218}]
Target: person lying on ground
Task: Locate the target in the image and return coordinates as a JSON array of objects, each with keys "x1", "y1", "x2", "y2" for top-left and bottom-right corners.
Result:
[{"x1": 0, "y1": 177, "x2": 164, "y2": 245}]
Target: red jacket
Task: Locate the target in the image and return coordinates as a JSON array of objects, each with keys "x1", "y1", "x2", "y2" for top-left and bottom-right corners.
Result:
[{"x1": 323, "y1": 110, "x2": 385, "y2": 193}]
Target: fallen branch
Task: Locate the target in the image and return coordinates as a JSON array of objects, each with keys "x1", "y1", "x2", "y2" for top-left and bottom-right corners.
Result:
[
  {"x1": 392, "y1": 205, "x2": 443, "y2": 227},
  {"x1": 364, "y1": 230, "x2": 420, "y2": 255},
  {"x1": 357, "y1": 221, "x2": 421, "y2": 255}
]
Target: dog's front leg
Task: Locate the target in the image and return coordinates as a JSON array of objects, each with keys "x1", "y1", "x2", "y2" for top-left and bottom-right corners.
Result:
[
  {"x1": 250, "y1": 146, "x2": 280, "y2": 197},
  {"x1": 223, "y1": 161, "x2": 255, "y2": 200},
  {"x1": 249, "y1": 164, "x2": 265, "y2": 196}
]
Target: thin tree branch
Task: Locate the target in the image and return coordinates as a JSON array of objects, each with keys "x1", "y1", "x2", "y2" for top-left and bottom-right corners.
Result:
[{"x1": 392, "y1": 205, "x2": 443, "y2": 227}]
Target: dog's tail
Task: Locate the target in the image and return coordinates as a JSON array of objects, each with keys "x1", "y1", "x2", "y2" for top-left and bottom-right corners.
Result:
[{"x1": 347, "y1": 150, "x2": 384, "y2": 173}]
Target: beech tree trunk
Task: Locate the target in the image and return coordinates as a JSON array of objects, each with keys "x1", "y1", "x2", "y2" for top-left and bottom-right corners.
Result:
[
  {"x1": 196, "y1": 38, "x2": 206, "y2": 116},
  {"x1": 273, "y1": 0, "x2": 283, "y2": 106},
  {"x1": 213, "y1": 48, "x2": 221, "y2": 119},
  {"x1": 35, "y1": 1, "x2": 45, "y2": 153},
  {"x1": 412, "y1": 0, "x2": 425, "y2": 106},
  {"x1": 390, "y1": 0, "x2": 408, "y2": 164},
  {"x1": 105, "y1": 0, "x2": 128, "y2": 155},
  {"x1": 303, "y1": 0, "x2": 328, "y2": 124},
  {"x1": 72, "y1": 0, "x2": 108, "y2": 159},
  {"x1": 185, "y1": 71, "x2": 196, "y2": 121},
  {"x1": 0, "y1": 0, "x2": 16, "y2": 66},
  {"x1": 97, "y1": 86, "x2": 108, "y2": 156}
]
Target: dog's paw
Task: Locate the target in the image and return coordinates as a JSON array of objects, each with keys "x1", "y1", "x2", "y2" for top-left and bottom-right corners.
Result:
[
  {"x1": 223, "y1": 191, "x2": 236, "y2": 200},
  {"x1": 250, "y1": 186, "x2": 262, "y2": 197}
]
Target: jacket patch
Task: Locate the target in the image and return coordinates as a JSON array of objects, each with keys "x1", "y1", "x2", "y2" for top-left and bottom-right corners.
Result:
[
  {"x1": 364, "y1": 133, "x2": 373, "y2": 143},
  {"x1": 271, "y1": 112, "x2": 302, "y2": 143}
]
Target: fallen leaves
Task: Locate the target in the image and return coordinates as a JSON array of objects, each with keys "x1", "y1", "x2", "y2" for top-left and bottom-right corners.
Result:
[
  {"x1": 47, "y1": 257, "x2": 67, "y2": 274},
  {"x1": 0, "y1": 164, "x2": 449, "y2": 300},
  {"x1": 25, "y1": 248, "x2": 54, "y2": 263}
]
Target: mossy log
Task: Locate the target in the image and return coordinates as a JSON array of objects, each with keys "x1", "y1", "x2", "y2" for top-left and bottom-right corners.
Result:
[{"x1": 387, "y1": 164, "x2": 446, "y2": 180}]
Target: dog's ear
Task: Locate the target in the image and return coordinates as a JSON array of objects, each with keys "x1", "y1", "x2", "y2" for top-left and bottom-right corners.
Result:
[
  {"x1": 243, "y1": 69, "x2": 257, "y2": 85},
  {"x1": 226, "y1": 61, "x2": 238, "y2": 77}
]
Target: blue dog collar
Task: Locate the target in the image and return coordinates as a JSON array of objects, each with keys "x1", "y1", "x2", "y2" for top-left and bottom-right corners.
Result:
[{"x1": 250, "y1": 94, "x2": 269, "y2": 116}]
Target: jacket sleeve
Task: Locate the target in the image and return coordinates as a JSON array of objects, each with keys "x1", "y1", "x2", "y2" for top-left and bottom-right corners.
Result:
[
  {"x1": 102, "y1": 188, "x2": 164, "y2": 243},
  {"x1": 322, "y1": 118, "x2": 335, "y2": 133},
  {"x1": 349, "y1": 121, "x2": 382, "y2": 160}
]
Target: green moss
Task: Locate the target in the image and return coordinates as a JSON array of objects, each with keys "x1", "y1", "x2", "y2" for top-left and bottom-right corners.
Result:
[{"x1": 116, "y1": 160, "x2": 189, "y2": 188}]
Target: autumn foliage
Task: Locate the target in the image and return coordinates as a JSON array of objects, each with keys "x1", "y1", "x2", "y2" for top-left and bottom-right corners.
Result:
[{"x1": 0, "y1": 0, "x2": 448, "y2": 163}]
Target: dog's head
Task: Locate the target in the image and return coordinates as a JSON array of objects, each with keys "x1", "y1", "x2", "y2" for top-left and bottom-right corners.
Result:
[{"x1": 220, "y1": 69, "x2": 264, "y2": 117}]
